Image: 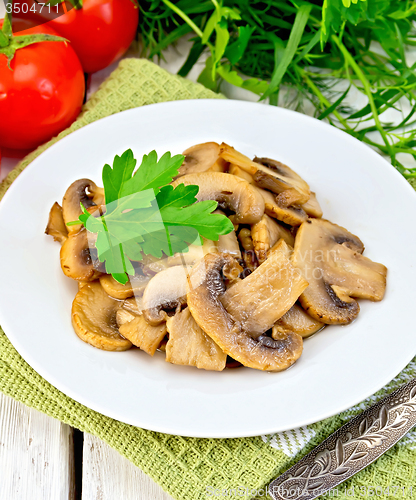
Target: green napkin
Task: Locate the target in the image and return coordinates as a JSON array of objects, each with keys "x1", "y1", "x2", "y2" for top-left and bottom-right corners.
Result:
[{"x1": 1, "y1": 59, "x2": 415, "y2": 500}]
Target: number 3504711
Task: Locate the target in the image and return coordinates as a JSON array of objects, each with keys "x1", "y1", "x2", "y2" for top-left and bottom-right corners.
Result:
[{"x1": 6, "y1": 2, "x2": 60, "y2": 14}]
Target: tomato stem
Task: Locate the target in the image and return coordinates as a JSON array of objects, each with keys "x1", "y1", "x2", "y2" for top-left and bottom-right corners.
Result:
[
  {"x1": 0, "y1": 0, "x2": 68, "y2": 69},
  {"x1": 47, "y1": 0, "x2": 83, "y2": 10},
  {"x1": 2, "y1": 1, "x2": 13, "y2": 42},
  {"x1": 0, "y1": 32, "x2": 9, "y2": 48}
]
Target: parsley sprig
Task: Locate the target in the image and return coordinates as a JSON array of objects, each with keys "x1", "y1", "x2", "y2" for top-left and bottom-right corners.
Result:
[{"x1": 69, "y1": 149, "x2": 234, "y2": 284}]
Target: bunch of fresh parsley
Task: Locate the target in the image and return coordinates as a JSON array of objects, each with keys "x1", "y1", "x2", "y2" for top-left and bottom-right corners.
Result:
[
  {"x1": 69, "y1": 149, "x2": 234, "y2": 284},
  {"x1": 138, "y1": 0, "x2": 416, "y2": 178}
]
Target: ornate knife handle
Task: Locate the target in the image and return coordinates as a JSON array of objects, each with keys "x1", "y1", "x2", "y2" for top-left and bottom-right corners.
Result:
[{"x1": 269, "y1": 378, "x2": 416, "y2": 500}]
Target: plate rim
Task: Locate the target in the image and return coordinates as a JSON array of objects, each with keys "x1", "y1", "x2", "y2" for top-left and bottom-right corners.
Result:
[{"x1": 0, "y1": 99, "x2": 415, "y2": 438}]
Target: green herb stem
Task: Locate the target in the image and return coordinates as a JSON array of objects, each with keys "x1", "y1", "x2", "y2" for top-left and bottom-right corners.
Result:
[
  {"x1": 160, "y1": 0, "x2": 204, "y2": 38},
  {"x1": 331, "y1": 34, "x2": 395, "y2": 163}
]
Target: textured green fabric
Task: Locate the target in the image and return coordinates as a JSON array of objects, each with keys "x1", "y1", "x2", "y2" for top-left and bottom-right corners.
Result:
[{"x1": 1, "y1": 59, "x2": 416, "y2": 500}]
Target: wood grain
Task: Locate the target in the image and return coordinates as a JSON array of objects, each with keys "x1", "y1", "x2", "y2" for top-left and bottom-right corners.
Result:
[
  {"x1": 0, "y1": 393, "x2": 75, "y2": 500},
  {"x1": 82, "y1": 434, "x2": 173, "y2": 500}
]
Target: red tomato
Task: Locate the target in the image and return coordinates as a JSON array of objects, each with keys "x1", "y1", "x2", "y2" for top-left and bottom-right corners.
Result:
[
  {"x1": 28, "y1": 0, "x2": 139, "y2": 74},
  {"x1": 0, "y1": 20, "x2": 85, "y2": 151}
]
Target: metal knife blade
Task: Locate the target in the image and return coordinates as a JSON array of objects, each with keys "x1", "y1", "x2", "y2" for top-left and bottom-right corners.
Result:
[{"x1": 269, "y1": 377, "x2": 416, "y2": 500}]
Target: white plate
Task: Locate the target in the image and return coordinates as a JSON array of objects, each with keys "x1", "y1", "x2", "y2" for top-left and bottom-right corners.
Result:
[{"x1": 1, "y1": 100, "x2": 416, "y2": 438}]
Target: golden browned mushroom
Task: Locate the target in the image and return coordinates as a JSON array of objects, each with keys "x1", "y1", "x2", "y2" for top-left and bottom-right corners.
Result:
[
  {"x1": 258, "y1": 187, "x2": 308, "y2": 226},
  {"x1": 302, "y1": 192, "x2": 323, "y2": 218},
  {"x1": 237, "y1": 227, "x2": 258, "y2": 273},
  {"x1": 166, "y1": 308, "x2": 227, "y2": 371},
  {"x1": 116, "y1": 299, "x2": 167, "y2": 355},
  {"x1": 228, "y1": 164, "x2": 254, "y2": 183},
  {"x1": 116, "y1": 308, "x2": 136, "y2": 326},
  {"x1": 167, "y1": 238, "x2": 218, "y2": 267},
  {"x1": 99, "y1": 274, "x2": 150, "y2": 300},
  {"x1": 176, "y1": 142, "x2": 228, "y2": 177},
  {"x1": 142, "y1": 265, "x2": 189, "y2": 325},
  {"x1": 118, "y1": 316, "x2": 167, "y2": 356},
  {"x1": 219, "y1": 143, "x2": 310, "y2": 204},
  {"x1": 292, "y1": 218, "x2": 387, "y2": 324},
  {"x1": 171, "y1": 172, "x2": 265, "y2": 224},
  {"x1": 220, "y1": 242, "x2": 308, "y2": 337},
  {"x1": 72, "y1": 282, "x2": 132, "y2": 351},
  {"x1": 272, "y1": 303, "x2": 324, "y2": 339},
  {"x1": 253, "y1": 157, "x2": 310, "y2": 204},
  {"x1": 268, "y1": 237, "x2": 293, "y2": 259},
  {"x1": 214, "y1": 210, "x2": 242, "y2": 259},
  {"x1": 60, "y1": 229, "x2": 101, "y2": 281},
  {"x1": 187, "y1": 250, "x2": 307, "y2": 371},
  {"x1": 62, "y1": 179, "x2": 105, "y2": 234},
  {"x1": 251, "y1": 214, "x2": 294, "y2": 262},
  {"x1": 45, "y1": 202, "x2": 68, "y2": 245},
  {"x1": 118, "y1": 296, "x2": 144, "y2": 317}
]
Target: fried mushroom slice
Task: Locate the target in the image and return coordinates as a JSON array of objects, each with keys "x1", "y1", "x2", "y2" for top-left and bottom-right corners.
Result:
[
  {"x1": 119, "y1": 296, "x2": 144, "y2": 317},
  {"x1": 119, "y1": 316, "x2": 167, "y2": 356},
  {"x1": 166, "y1": 308, "x2": 227, "y2": 371},
  {"x1": 228, "y1": 164, "x2": 254, "y2": 183},
  {"x1": 251, "y1": 214, "x2": 294, "y2": 262},
  {"x1": 219, "y1": 143, "x2": 310, "y2": 204},
  {"x1": 273, "y1": 303, "x2": 324, "y2": 339},
  {"x1": 259, "y1": 188, "x2": 308, "y2": 226},
  {"x1": 253, "y1": 157, "x2": 310, "y2": 204},
  {"x1": 238, "y1": 228, "x2": 258, "y2": 273},
  {"x1": 60, "y1": 229, "x2": 101, "y2": 281},
  {"x1": 292, "y1": 218, "x2": 387, "y2": 324},
  {"x1": 142, "y1": 265, "x2": 189, "y2": 325},
  {"x1": 62, "y1": 179, "x2": 105, "y2": 234},
  {"x1": 45, "y1": 202, "x2": 68, "y2": 245},
  {"x1": 214, "y1": 210, "x2": 241, "y2": 259},
  {"x1": 171, "y1": 172, "x2": 265, "y2": 224},
  {"x1": 116, "y1": 307, "x2": 136, "y2": 327},
  {"x1": 187, "y1": 252, "x2": 306, "y2": 371},
  {"x1": 302, "y1": 192, "x2": 323, "y2": 218},
  {"x1": 220, "y1": 242, "x2": 308, "y2": 337},
  {"x1": 99, "y1": 274, "x2": 150, "y2": 300},
  {"x1": 72, "y1": 282, "x2": 131, "y2": 351},
  {"x1": 176, "y1": 142, "x2": 228, "y2": 177},
  {"x1": 167, "y1": 238, "x2": 218, "y2": 267},
  {"x1": 115, "y1": 298, "x2": 167, "y2": 355}
]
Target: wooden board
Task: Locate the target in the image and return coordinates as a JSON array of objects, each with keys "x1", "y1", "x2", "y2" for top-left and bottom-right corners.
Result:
[
  {"x1": 0, "y1": 394, "x2": 75, "y2": 500},
  {"x1": 82, "y1": 434, "x2": 173, "y2": 500}
]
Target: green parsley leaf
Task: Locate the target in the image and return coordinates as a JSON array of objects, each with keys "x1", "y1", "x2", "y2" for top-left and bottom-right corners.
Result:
[
  {"x1": 159, "y1": 201, "x2": 234, "y2": 241},
  {"x1": 72, "y1": 149, "x2": 234, "y2": 284},
  {"x1": 102, "y1": 149, "x2": 137, "y2": 205},
  {"x1": 119, "y1": 151, "x2": 184, "y2": 197},
  {"x1": 156, "y1": 184, "x2": 198, "y2": 209}
]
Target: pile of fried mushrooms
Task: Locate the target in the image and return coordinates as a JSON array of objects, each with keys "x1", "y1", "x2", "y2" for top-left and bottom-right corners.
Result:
[{"x1": 46, "y1": 142, "x2": 387, "y2": 372}]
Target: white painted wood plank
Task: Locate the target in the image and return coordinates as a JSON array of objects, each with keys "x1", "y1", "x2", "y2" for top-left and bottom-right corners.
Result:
[
  {"x1": 82, "y1": 433, "x2": 172, "y2": 500},
  {"x1": 0, "y1": 393, "x2": 75, "y2": 500}
]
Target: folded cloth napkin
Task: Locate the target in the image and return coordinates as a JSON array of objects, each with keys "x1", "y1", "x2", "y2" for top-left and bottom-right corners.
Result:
[{"x1": 1, "y1": 59, "x2": 415, "y2": 500}]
